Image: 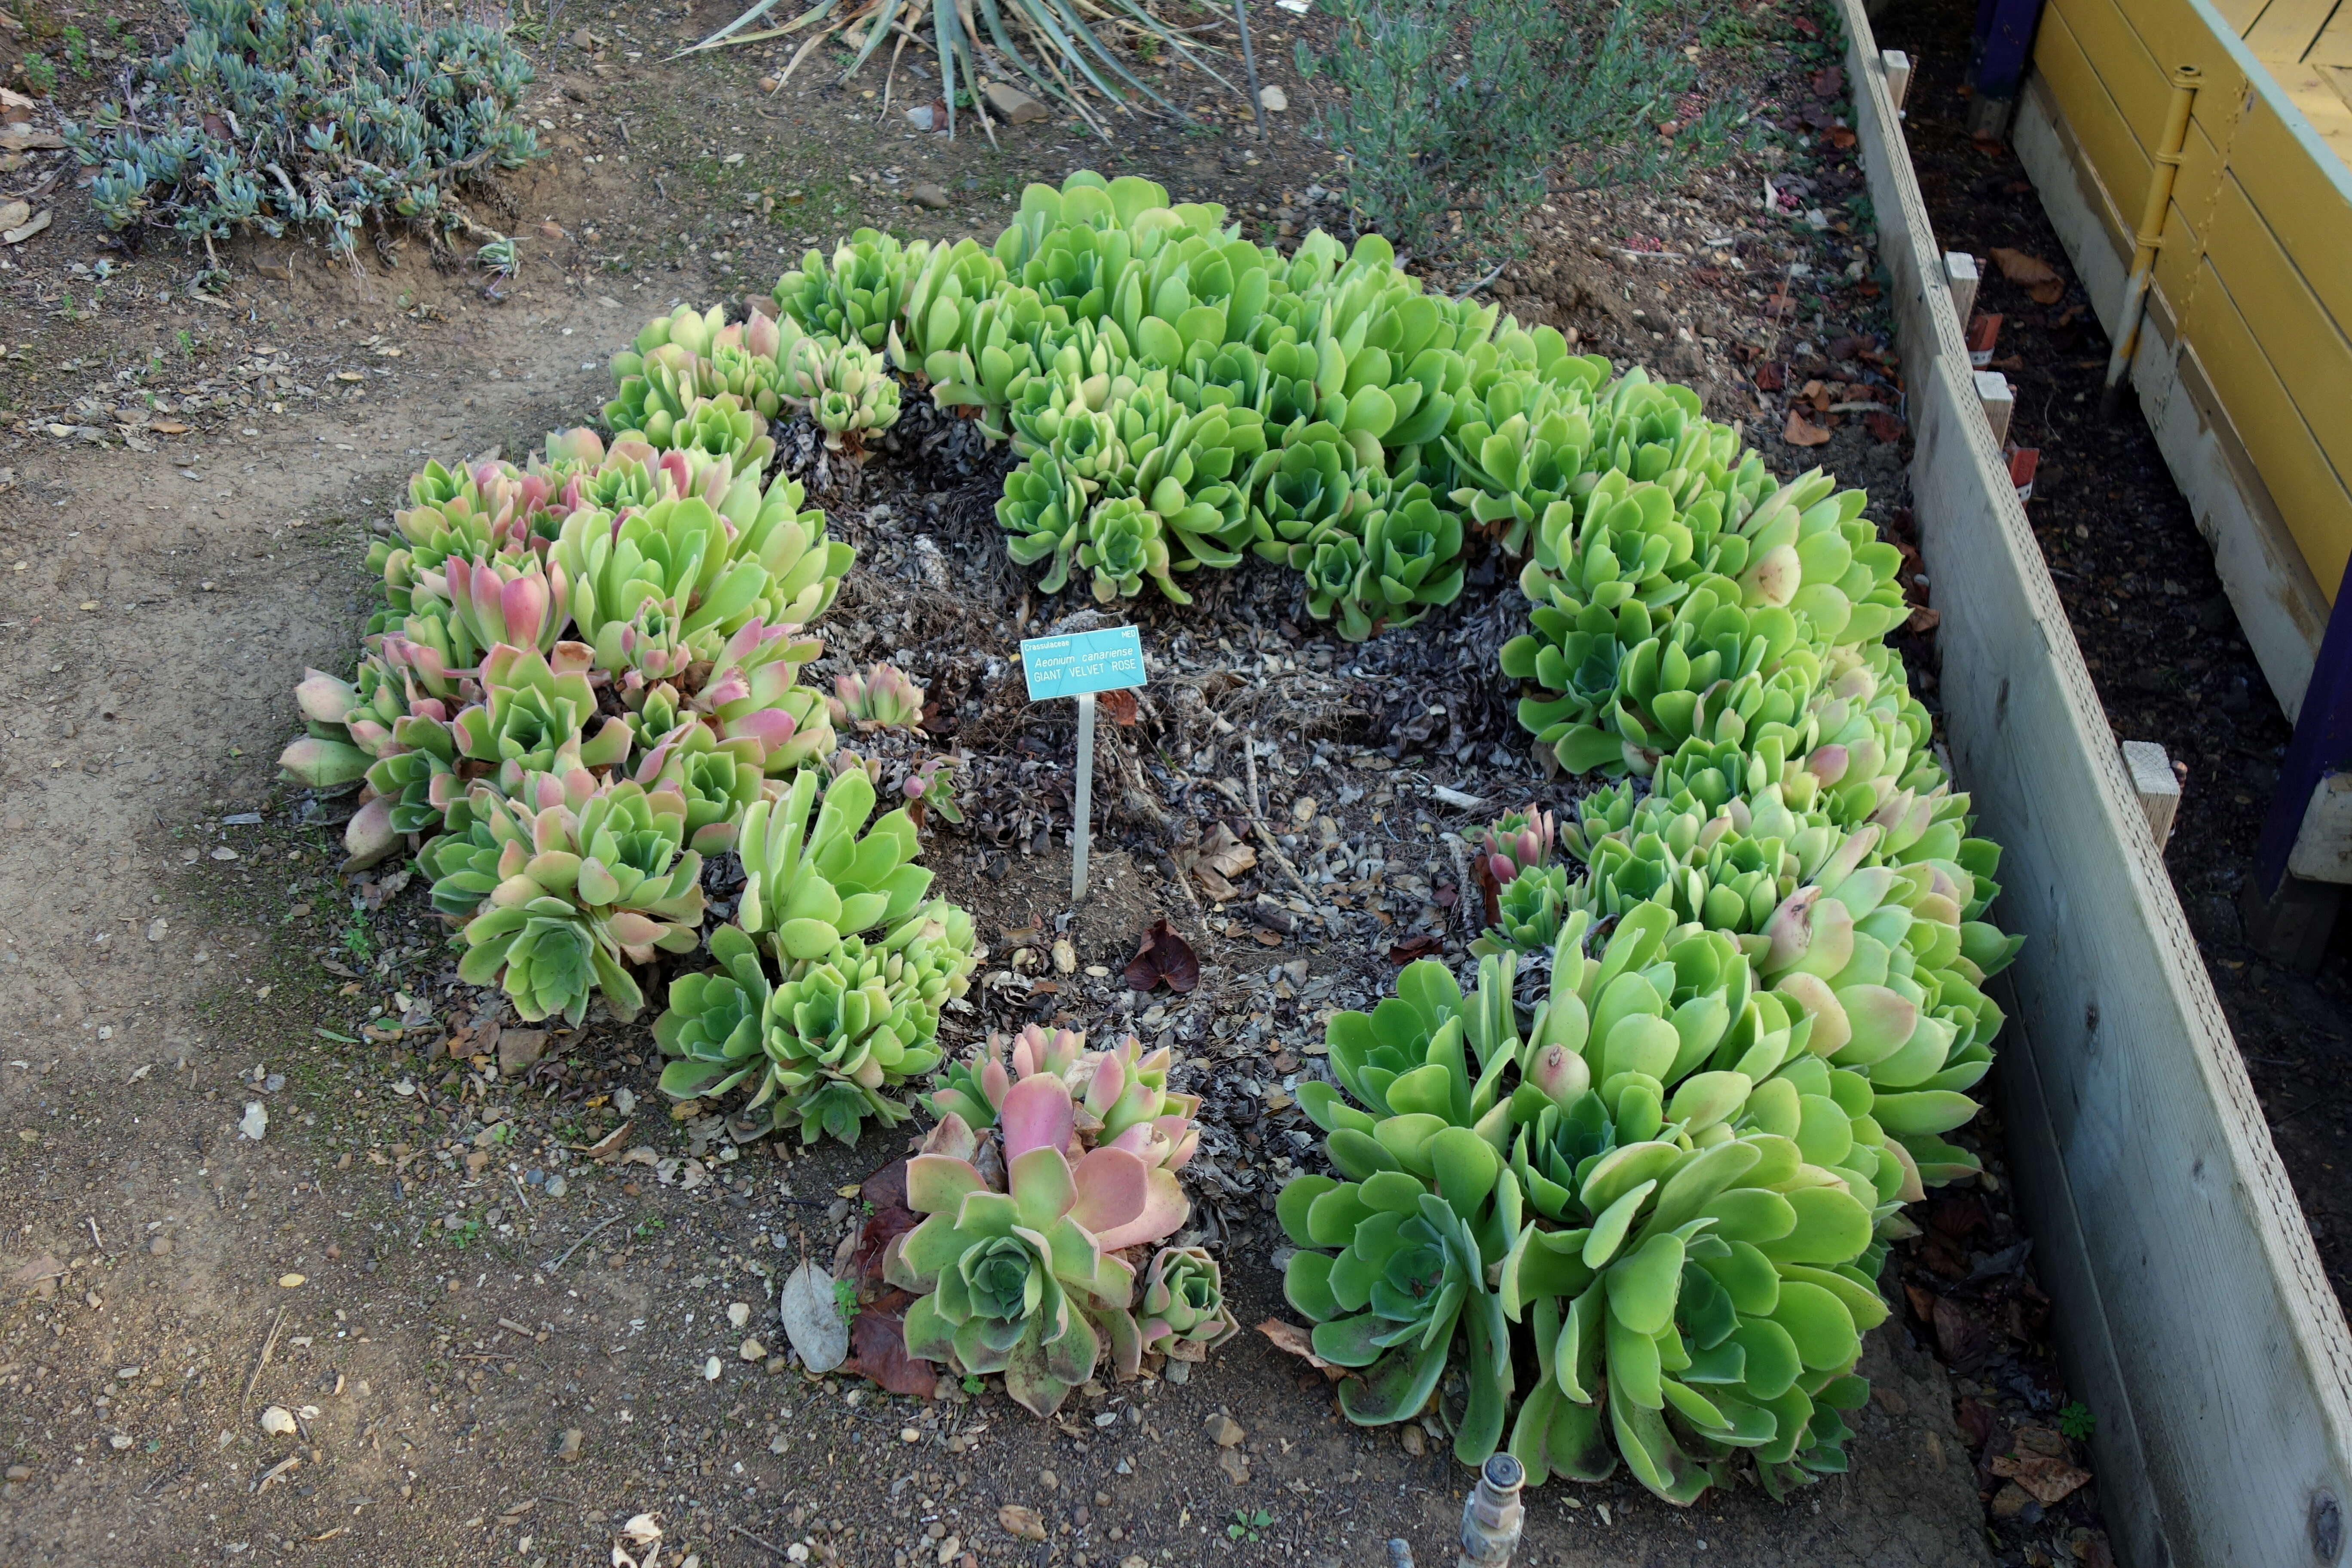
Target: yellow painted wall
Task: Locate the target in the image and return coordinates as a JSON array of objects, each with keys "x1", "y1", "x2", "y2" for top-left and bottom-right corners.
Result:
[{"x1": 2034, "y1": 0, "x2": 2352, "y2": 599}]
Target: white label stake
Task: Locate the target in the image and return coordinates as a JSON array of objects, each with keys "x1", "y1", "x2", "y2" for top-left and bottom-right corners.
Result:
[
  {"x1": 1018, "y1": 625, "x2": 1148, "y2": 906},
  {"x1": 1072, "y1": 691, "x2": 1096, "y2": 903}
]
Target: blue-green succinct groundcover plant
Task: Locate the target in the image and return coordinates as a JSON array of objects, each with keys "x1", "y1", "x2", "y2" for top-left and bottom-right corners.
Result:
[{"x1": 63, "y1": 0, "x2": 539, "y2": 255}]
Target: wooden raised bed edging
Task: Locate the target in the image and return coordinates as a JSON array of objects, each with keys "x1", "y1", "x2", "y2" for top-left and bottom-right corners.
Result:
[{"x1": 1831, "y1": 3, "x2": 2352, "y2": 1564}]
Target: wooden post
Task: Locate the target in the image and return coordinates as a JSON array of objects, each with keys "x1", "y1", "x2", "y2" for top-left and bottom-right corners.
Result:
[
  {"x1": 1973, "y1": 369, "x2": 2014, "y2": 447},
  {"x1": 2119, "y1": 739, "x2": 2181, "y2": 850},
  {"x1": 1881, "y1": 49, "x2": 1913, "y2": 112},
  {"x1": 2256, "y1": 552, "x2": 2352, "y2": 935},
  {"x1": 1967, "y1": 0, "x2": 2046, "y2": 137},
  {"x1": 1945, "y1": 251, "x2": 1980, "y2": 326}
]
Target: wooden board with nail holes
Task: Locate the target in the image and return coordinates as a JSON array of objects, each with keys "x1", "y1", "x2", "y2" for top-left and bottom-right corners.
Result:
[{"x1": 1836, "y1": 1, "x2": 2352, "y2": 1565}]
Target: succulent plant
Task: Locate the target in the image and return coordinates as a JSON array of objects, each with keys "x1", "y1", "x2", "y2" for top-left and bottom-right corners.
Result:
[
  {"x1": 1139, "y1": 1245, "x2": 1240, "y2": 1361},
  {"x1": 1299, "y1": 527, "x2": 1371, "y2": 640},
  {"x1": 1480, "y1": 808, "x2": 1557, "y2": 886},
  {"x1": 632, "y1": 723, "x2": 767, "y2": 855},
  {"x1": 932, "y1": 1025, "x2": 1202, "y2": 1180},
  {"x1": 735, "y1": 767, "x2": 937, "y2": 959},
  {"x1": 772, "y1": 230, "x2": 917, "y2": 348},
  {"x1": 900, "y1": 754, "x2": 963, "y2": 825},
  {"x1": 756, "y1": 932, "x2": 950, "y2": 1144},
  {"x1": 887, "y1": 1071, "x2": 1202, "y2": 1414},
  {"x1": 830, "y1": 663, "x2": 926, "y2": 732},
  {"x1": 423, "y1": 771, "x2": 706, "y2": 1026},
  {"x1": 652, "y1": 922, "x2": 773, "y2": 1105},
  {"x1": 1251, "y1": 424, "x2": 1372, "y2": 565},
  {"x1": 451, "y1": 642, "x2": 634, "y2": 794},
  {"x1": 686, "y1": 619, "x2": 835, "y2": 774},
  {"x1": 1354, "y1": 488, "x2": 1468, "y2": 633},
  {"x1": 1472, "y1": 861, "x2": 1574, "y2": 959},
  {"x1": 781, "y1": 335, "x2": 902, "y2": 452},
  {"x1": 998, "y1": 452, "x2": 1090, "y2": 596},
  {"x1": 1078, "y1": 495, "x2": 1179, "y2": 603}
]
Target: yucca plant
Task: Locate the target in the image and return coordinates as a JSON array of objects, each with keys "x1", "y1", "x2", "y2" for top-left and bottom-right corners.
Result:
[{"x1": 680, "y1": 0, "x2": 1241, "y2": 142}]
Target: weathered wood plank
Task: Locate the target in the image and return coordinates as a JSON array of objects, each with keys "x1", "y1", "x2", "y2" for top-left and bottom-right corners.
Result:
[
  {"x1": 1913, "y1": 299, "x2": 2352, "y2": 1568},
  {"x1": 1836, "y1": 3, "x2": 2352, "y2": 1565}
]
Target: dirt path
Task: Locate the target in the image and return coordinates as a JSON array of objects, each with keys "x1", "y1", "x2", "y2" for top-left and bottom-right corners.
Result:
[{"x1": 0, "y1": 11, "x2": 2018, "y2": 1567}]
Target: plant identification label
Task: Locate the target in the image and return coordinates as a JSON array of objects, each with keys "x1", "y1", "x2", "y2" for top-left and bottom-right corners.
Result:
[{"x1": 1019, "y1": 626, "x2": 1146, "y2": 701}]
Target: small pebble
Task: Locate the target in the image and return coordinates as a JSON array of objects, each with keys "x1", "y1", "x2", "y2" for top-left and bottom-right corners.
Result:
[{"x1": 703, "y1": 1357, "x2": 722, "y2": 1381}]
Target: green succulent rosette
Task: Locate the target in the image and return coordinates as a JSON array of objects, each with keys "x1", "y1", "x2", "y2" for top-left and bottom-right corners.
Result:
[
  {"x1": 1280, "y1": 880, "x2": 2016, "y2": 1503},
  {"x1": 1078, "y1": 494, "x2": 1177, "y2": 603},
  {"x1": 1138, "y1": 1246, "x2": 1240, "y2": 1360},
  {"x1": 423, "y1": 773, "x2": 705, "y2": 1026}
]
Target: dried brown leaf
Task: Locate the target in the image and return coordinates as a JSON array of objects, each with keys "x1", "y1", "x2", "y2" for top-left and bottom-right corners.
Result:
[
  {"x1": 1256, "y1": 1318, "x2": 1335, "y2": 1371},
  {"x1": 1783, "y1": 409, "x2": 1833, "y2": 447},
  {"x1": 1989, "y1": 247, "x2": 2066, "y2": 305},
  {"x1": 1123, "y1": 917, "x2": 1200, "y2": 994},
  {"x1": 1989, "y1": 1451, "x2": 2091, "y2": 1504},
  {"x1": 572, "y1": 1121, "x2": 634, "y2": 1161},
  {"x1": 1199, "y1": 822, "x2": 1257, "y2": 879}
]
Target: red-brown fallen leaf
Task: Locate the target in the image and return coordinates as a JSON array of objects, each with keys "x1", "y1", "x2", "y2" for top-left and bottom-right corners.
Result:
[
  {"x1": 1791, "y1": 14, "x2": 1820, "y2": 36},
  {"x1": 842, "y1": 1310, "x2": 937, "y2": 1400},
  {"x1": 1098, "y1": 687, "x2": 1138, "y2": 726},
  {"x1": 1826, "y1": 124, "x2": 1857, "y2": 149},
  {"x1": 1755, "y1": 360, "x2": 1786, "y2": 392},
  {"x1": 1954, "y1": 1395, "x2": 1999, "y2": 1450},
  {"x1": 1905, "y1": 606, "x2": 1942, "y2": 636},
  {"x1": 1904, "y1": 1282, "x2": 1938, "y2": 1323},
  {"x1": 1990, "y1": 1450, "x2": 2092, "y2": 1504},
  {"x1": 1783, "y1": 410, "x2": 1833, "y2": 447},
  {"x1": 1124, "y1": 916, "x2": 1200, "y2": 994},
  {"x1": 1865, "y1": 410, "x2": 1906, "y2": 444},
  {"x1": 1933, "y1": 1293, "x2": 1995, "y2": 1368},
  {"x1": 1388, "y1": 931, "x2": 1442, "y2": 963},
  {"x1": 1257, "y1": 1318, "x2": 1338, "y2": 1372},
  {"x1": 1810, "y1": 64, "x2": 1844, "y2": 97},
  {"x1": 861, "y1": 1158, "x2": 909, "y2": 1212},
  {"x1": 1990, "y1": 246, "x2": 2067, "y2": 305}
]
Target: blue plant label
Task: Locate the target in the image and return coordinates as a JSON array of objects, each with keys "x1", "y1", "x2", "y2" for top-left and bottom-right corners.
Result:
[{"x1": 1020, "y1": 626, "x2": 1147, "y2": 701}]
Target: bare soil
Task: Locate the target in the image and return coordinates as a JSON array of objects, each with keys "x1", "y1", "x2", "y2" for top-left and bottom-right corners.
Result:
[{"x1": 0, "y1": 2, "x2": 2109, "y2": 1564}]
